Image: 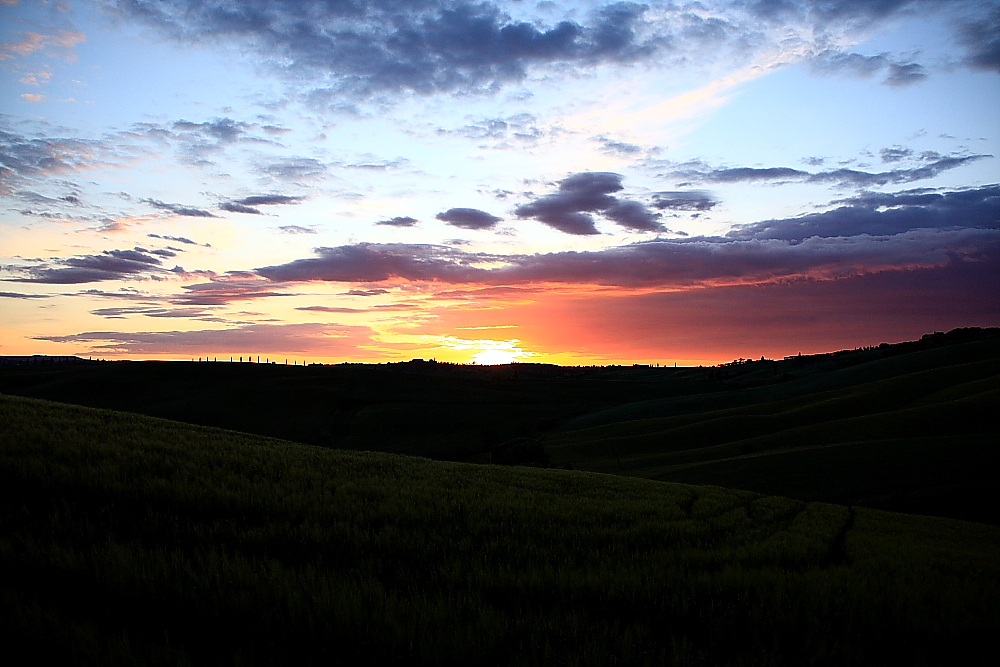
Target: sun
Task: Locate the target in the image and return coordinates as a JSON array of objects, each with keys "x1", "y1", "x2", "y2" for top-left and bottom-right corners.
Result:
[{"x1": 471, "y1": 349, "x2": 522, "y2": 365}]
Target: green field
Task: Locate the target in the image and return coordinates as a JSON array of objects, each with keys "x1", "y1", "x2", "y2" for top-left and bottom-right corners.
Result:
[{"x1": 3, "y1": 393, "x2": 999, "y2": 665}]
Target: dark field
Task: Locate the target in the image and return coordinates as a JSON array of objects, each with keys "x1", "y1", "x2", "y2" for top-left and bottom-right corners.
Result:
[
  {"x1": 3, "y1": 393, "x2": 999, "y2": 666},
  {"x1": 3, "y1": 327, "x2": 998, "y2": 522}
]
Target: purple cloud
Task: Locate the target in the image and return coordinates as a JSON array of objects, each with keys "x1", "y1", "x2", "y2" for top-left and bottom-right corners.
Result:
[{"x1": 435, "y1": 208, "x2": 502, "y2": 230}]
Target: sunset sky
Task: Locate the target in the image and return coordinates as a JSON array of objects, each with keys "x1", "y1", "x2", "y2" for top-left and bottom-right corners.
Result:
[{"x1": 2, "y1": 0, "x2": 998, "y2": 365}]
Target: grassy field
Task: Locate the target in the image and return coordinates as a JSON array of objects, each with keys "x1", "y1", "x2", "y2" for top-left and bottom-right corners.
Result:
[
  {"x1": 0, "y1": 357, "x2": 720, "y2": 459},
  {"x1": 2, "y1": 328, "x2": 998, "y2": 523},
  {"x1": 2, "y1": 393, "x2": 999, "y2": 665},
  {"x1": 543, "y1": 340, "x2": 1000, "y2": 523}
]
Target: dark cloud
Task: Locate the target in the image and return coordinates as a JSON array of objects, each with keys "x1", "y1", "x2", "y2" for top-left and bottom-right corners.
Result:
[
  {"x1": 0, "y1": 291, "x2": 51, "y2": 299},
  {"x1": 884, "y1": 62, "x2": 928, "y2": 87},
  {"x1": 664, "y1": 154, "x2": 992, "y2": 188},
  {"x1": 32, "y1": 322, "x2": 380, "y2": 356},
  {"x1": 4, "y1": 247, "x2": 173, "y2": 284},
  {"x1": 174, "y1": 279, "x2": 299, "y2": 306},
  {"x1": 147, "y1": 233, "x2": 210, "y2": 247},
  {"x1": 879, "y1": 146, "x2": 913, "y2": 163},
  {"x1": 256, "y1": 243, "x2": 500, "y2": 283},
  {"x1": 296, "y1": 305, "x2": 364, "y2": 313},
  {"x1": 432, "y1": 286, "x2": 541, "y2": 300},
  {"x1": 0, "y1": 125, "x2": 127, "y2": 194},
  {"x1": 375, "y1": 216, "x2": 419, "y2": 227},
  {"x1": 235, "y1": 194, "x2": 305, "y2": 206},
  {"x1": 254, "y1": 185, "x2": 999, "y2": 288},
  {"x1": 955, "y1": 7, "x2": 1000, "y2": 73},
  {"x1": 730, "y1": 185, "x2": 1000, "y2": 241},
  {"x1": 603, "y1": 199, "x2": 665, "y2": 232},
  {"x1": 90, "y1": 306, "x2": 215, "y2": 319},
  {"x1": 435, "y1": 208, "x2": 502, "y2": 230},
  {"x1": 110, "y1": 1, "x2": 660, "y2": 97},
  {"x1": 445, "y1": 113, "x2": 545, "y2": 144},
  {"x1": 220, "y1": 201, "x2": 263, "y2": 214},
  {"x1": 172, "y1": 118, "x2": 253, "y2": 144},
  {"x1": 513, "y1": 172, "x2": 664, "y2": 234},
  {"x1": 342, "y1": 288, "x2": 390, "y2": 297},
  {"x1": 596, "y1": 136, "x2": 643, "y2": 155},
  {"x1": 651, "y1": 191, "x2": 719, "y2": 211},
  {"x1": 141, "y1": 198, "x2": 219, "y2": 218},
  {"x1": 809, "y1": 50, "x2": 927, "y2": 87}
]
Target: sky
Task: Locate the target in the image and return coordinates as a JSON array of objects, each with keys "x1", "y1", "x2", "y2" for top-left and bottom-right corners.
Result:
[{"x1": 1, "y1": 0, "x2": 998, "y2": 366}]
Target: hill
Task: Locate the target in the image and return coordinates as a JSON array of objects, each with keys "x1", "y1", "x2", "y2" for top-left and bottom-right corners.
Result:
[
  {"x1": 2, "y1": 393, "x2": 998, "y2": 665},
  {"x1": 2, "y1": 327, "x2": 998, "y2": 523},
  {"x1": 543, "y1": 336, "x2": 1000, "y2": 523}
]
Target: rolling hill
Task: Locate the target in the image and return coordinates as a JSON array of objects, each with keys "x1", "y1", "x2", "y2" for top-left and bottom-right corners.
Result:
[
  {"x1": 2, "y1": 327, "x2": 997, "y2": 523},
  {"x1": 3, "y1": 393, "x2": 998, "y2": 665}
]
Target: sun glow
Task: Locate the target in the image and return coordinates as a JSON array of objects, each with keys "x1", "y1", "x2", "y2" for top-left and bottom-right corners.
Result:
[{"x1": 470, "y1": 349, "x2": 522, "y2": 365}]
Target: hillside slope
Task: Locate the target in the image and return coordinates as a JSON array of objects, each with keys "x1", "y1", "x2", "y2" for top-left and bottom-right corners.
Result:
[
  {"x1": 2, "y1": 393, "x2": 999, "y2": 666},
  {"x1": 545, "y1": 351, "x2": 1000, "y2": 522}
]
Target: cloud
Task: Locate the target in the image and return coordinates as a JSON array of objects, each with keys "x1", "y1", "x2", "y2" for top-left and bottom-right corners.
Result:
[
  {"x1": 444, "y1": 113, "x2": 546, "y2": 145},
  {"x1": 253, "y1": 156, "x2": 328, "y2": 181},
  {"x1": 90, "y1": 306, "x2": 215, "y2": 319},
  {"x1": 254, "y1": 185, "x2": 1000, "y2": 288},
  {"x1": 879, "y1": 146, "x2": 913, "y2": 163},
  {"x1": 237, "y1": 194, "x2": 304, "y2": 206},
  {"x1": 435, "y1": 208, "x2": 502, "y2": 230},
  {"x1": 955, "y1": 7, "x2": 1000, "y2": 73},
  {"x1": 278, "y1": 225, "x2": 317, "y2": 234},
  {"x1": 596, "y1": 136, "x2": 643, "y2": 155},
  {"x1": 729, "y1": 185, "x2": 1000, "y2": 241},
  {"x1": 174, "y1": 279, "x2": 299, "y2": 305},
  {"x1": 375, "y1": 216, "x2": 419, "y2": 227},
  {"x1": 809, "y1": 50, "x2": 927, "y2": 87},
  {"x1": 256, "y1": 243, "x2": 499, "y2": 283},
  {"x1": 4, "y1": 247, "x2": 174, "y2": 284},
  {"x1": 1, "y1": 30, "x2": 86, "y2": 61},
  {"x1": 0, "y1": 123, "x2": 131, "y2": 194},
  {"x1": 514, "y1": 172, "x2": 664, "y2": 234},
  {"x1": 884, "y1": 62, "x2": 928, "y2": 87},
  {"x1": 141, "y1": 198, "x2": 219, "y2": 218},
  {"x1": 651, "y1": 191, "x2": 719, "y2": 211},
  {"x1": 342, "y1": 288, "x2": 390, "y2": 297},
  {"x1": 295, "y1": 305, "x2": 364, "y2": 313},
  {"x1": 109, "y1": 1, "x2": 660, "y2": 98},
  {"x1": 0, "y1": 291, "x2": 51, "y2": 299},
  {"x1": 663, "y1": 153, "x2": 992, "y2": 188},
  {"x1": 221, "y1": 193, "x2": 306, "y2": 214},
  {"x1": 219, "y1": 201, "x2": 262, "y2": 214},
  {"x1": 32, "y1": 322, "x2": 381, "y2": 356},
  {"x1": 173, "y1": 117, "x2": 253, "y2": 144},
  {"x1": 147, "y1": 233, "x2": 211, "y2": 247}
]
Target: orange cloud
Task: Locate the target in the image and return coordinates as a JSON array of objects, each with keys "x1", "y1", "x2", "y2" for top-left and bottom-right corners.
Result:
[
  {"x1": 20, "y1": 69, "x2": 53, "y2": 85},
  {"x1": 1, "y1": 30, "x2": 86, "y2": 61}
]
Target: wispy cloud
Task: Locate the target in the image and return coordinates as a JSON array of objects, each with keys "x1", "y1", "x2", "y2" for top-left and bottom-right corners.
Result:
[
  {"x1": 33, "y1": 322, "x2": 383, "y2": 356},
  {"x1": 661, "y1": 153, "x2": 992, "y2": 188}
]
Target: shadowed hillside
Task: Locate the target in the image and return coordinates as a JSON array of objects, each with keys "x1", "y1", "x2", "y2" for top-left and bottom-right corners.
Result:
[
  {"x1": 2, "y1": 393, "x2": 999, "y2": 666},
  {"x1": 2, "y1": 327, "x2": 998, "y2": 522}
]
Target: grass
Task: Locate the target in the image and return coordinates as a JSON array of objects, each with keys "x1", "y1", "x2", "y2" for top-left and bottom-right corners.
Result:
[
  {"x1": 3, "y1": 393, "x2": 1000, "y2": 665},
  {"x1": 543, "y1": 349, "x2": 1000, "y2": 522}
]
